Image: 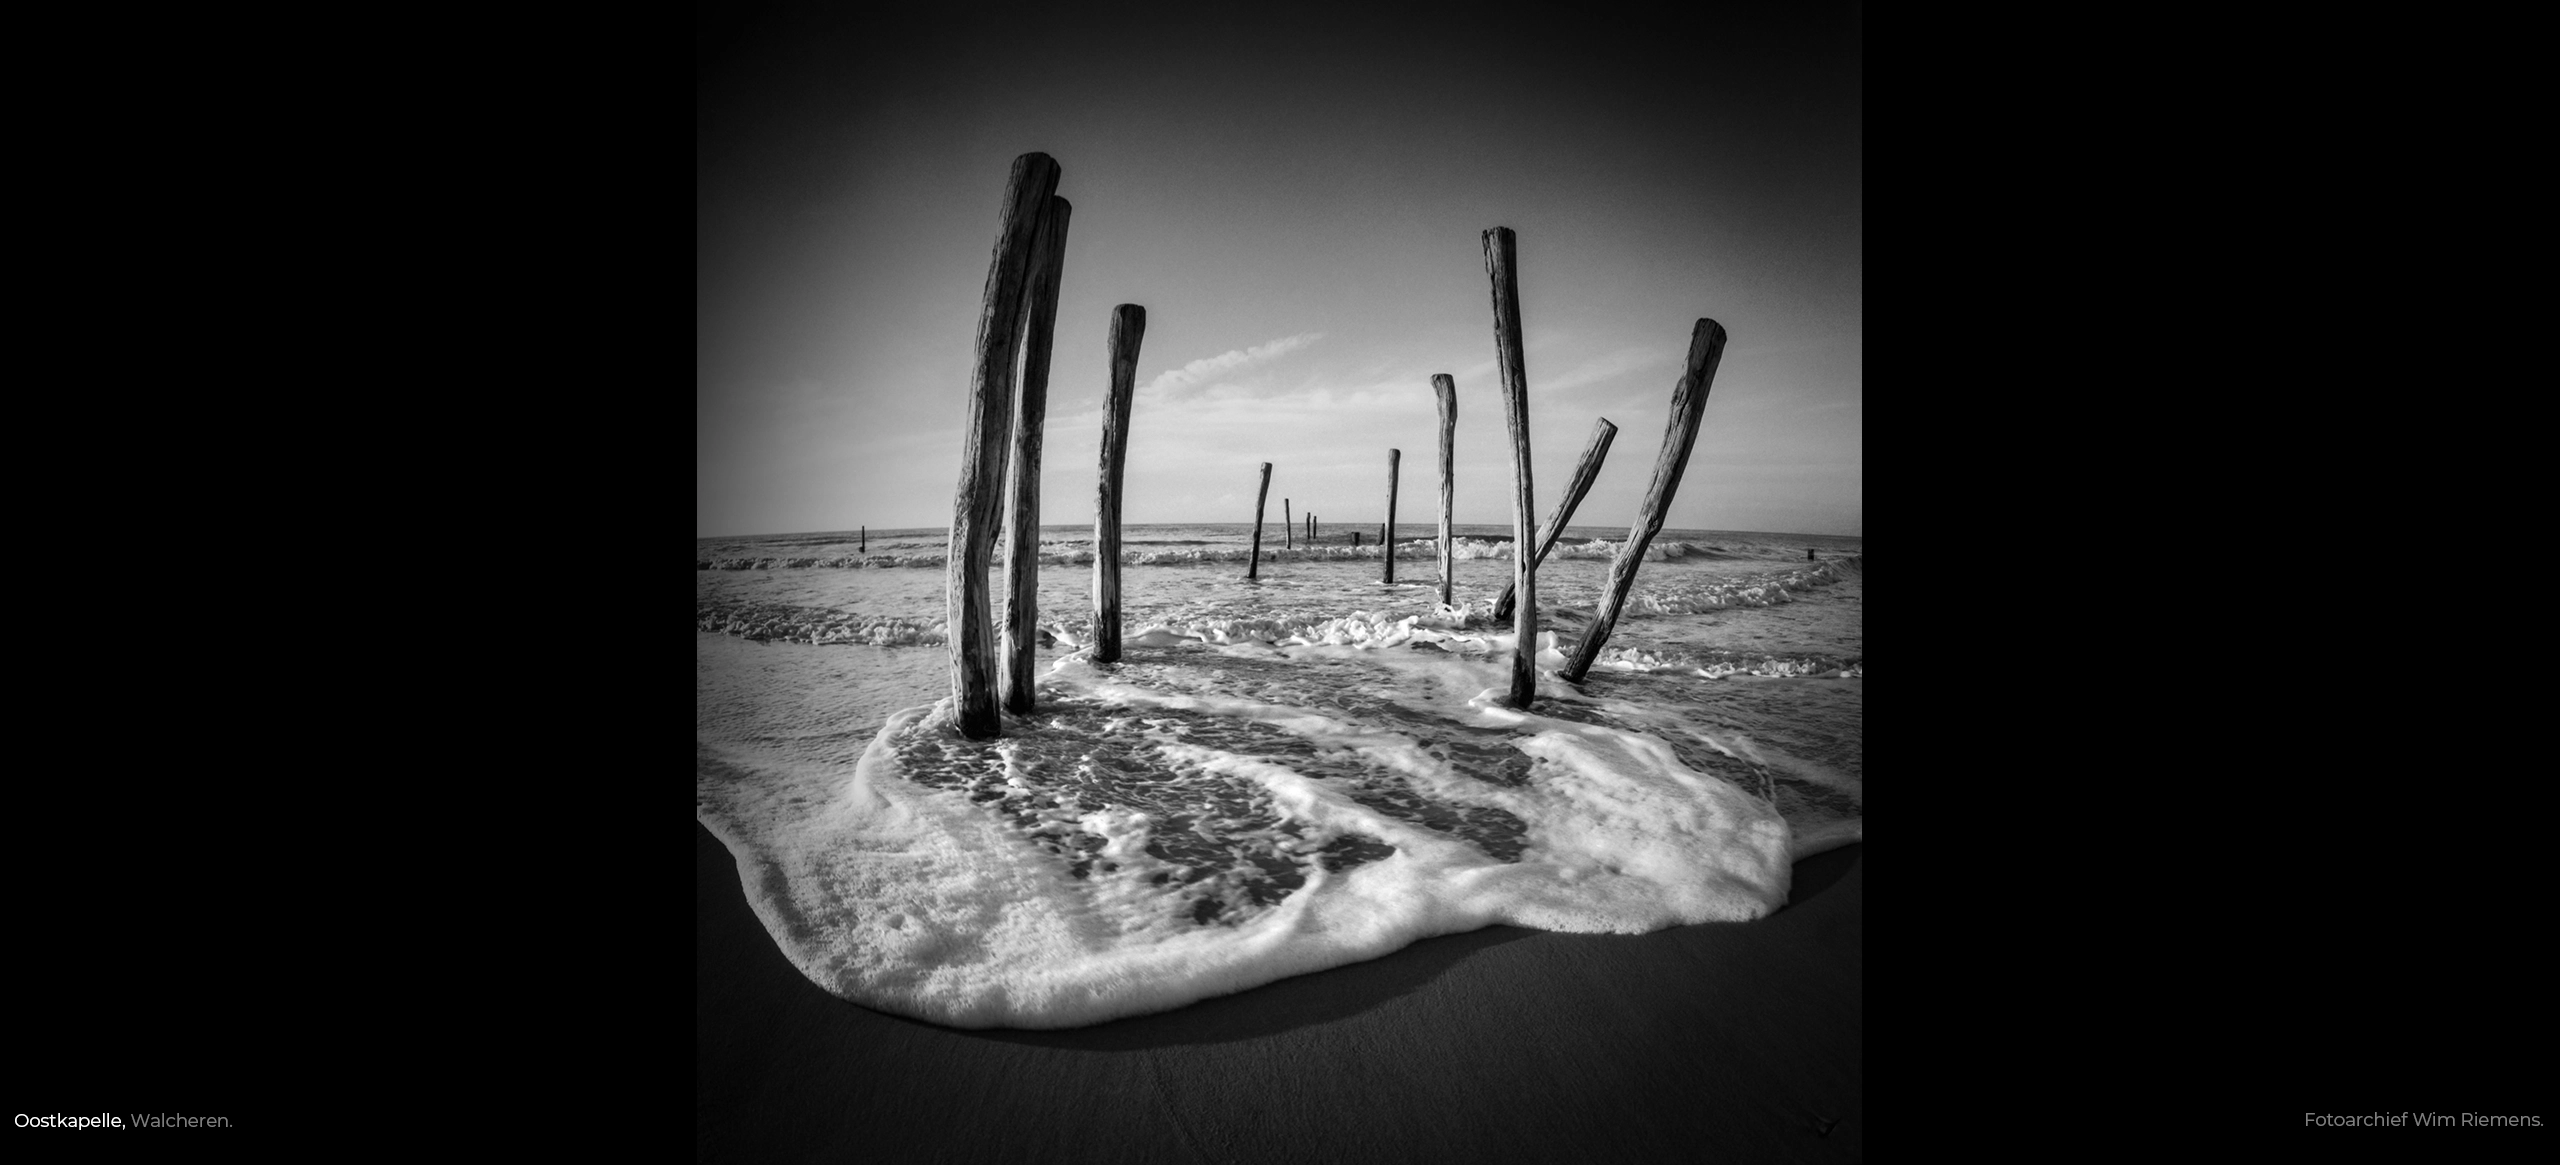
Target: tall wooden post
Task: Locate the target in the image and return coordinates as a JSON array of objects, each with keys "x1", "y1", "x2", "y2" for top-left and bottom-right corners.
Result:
[
  {"x1": 1247, "y1": 463, "x2": 1273, "y2": 579},
  {"x1": 1433, "y1": 373, "x2": 1456, "y2": 606},
  {"x1": 1494, "y1": 416, "x2": 1619, "y2": 621},
  {"x1": 948, "y1": 153, "x2": 1060, "y2": 740},
  {"x1": 1092, "y1": 303, "x2": 1145, "y2": 663},
  {"x1": 1381, "y1": 450, "x2": 1400, "y2": 583},
  {"x1": 1484, "y1": 226, "x2": 1537, "y2": 710},
  {"x1": 1563, "y1": 319, "x2": 1727, "y2": 683},
  {"x1": 1002, "y1": 196, "x2": 1070, "y2": 715},
  {"x1": 1284, "y1": 498, "x2": 1292, "y2": 550},
  {"x1": 860, "y1": 525, "x2": 865, "y2": 553}
]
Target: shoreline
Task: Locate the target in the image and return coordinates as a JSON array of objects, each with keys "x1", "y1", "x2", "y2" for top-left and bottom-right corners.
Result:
[{"x1": 696, "y1": 820, "x2": 1862, "y2": 1161}]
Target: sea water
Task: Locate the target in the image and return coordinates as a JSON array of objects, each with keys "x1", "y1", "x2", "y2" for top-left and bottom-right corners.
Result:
[{"x1": 697, "y1": 523, "x2": 1861, "y2": 1029}]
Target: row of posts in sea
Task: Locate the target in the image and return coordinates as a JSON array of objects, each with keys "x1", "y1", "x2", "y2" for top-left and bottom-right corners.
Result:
[{"x1": 933, "y1": 152, "x2": 1725, "y2": 740}]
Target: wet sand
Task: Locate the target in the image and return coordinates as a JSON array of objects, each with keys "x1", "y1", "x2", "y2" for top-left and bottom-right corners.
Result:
[{"x1": 696, "y1": 821, "x2": 1862, "y2": 1162}]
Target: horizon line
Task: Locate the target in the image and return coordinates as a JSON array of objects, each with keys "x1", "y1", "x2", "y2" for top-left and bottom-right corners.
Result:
[{"x1": 699, "y1": 521, "x2": 1863, "y2": 541}]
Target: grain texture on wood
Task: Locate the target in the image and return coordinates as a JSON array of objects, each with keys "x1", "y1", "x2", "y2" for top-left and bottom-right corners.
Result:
[
  {"x1": 1247, "y1": 463, "x2": 1273, "y2": 580},
  {"x1": 1484, "y1": 227, "x2": 1537, "y2": 710},
  {"x1": 948, "y1": 153, "x2": 1060, "y2": 740},
  {"x1": 1381, "y1": 450, "x2": 1400, "y2": 583},
  {"x1": 1002, "y1": 196, "x2": 1070, "y2": 715},
  {"x1": 1434, "y1": 373, "x2": 1457, "y2": 607},
  {"x1": 1091, "y1": 303, "x2": 1145, "y2": 664},
  {"x1": 1494, "y1": 416, "x2": 1618, "y2": 621},
  {"x1": 1564, "y1": 319, "x2": 1727, "y2": 682}
]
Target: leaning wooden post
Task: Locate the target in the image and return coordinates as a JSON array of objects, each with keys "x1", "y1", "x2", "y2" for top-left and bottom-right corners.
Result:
[
  {"x1": 1484, "y1": 226, "x2": 1537, "y2": 710},
  {"x1": 947, "y1": 152, "x2": 1060, "y2": 740},
  {"x1": 1091, "y1": 303, "x2": 1145, "y2": 663},
  {"x1": 1494, "y1": 416, "x2": 1619, "y2": 621},
  {"x1": 1284, "y1": 498, "x2": 1292, "y2": 550},
  {"x1": 1381, "y1": 450, "x2": 1400, "y2": 583},
  {"x1": 1247, "y1": 463, "x2": 1273, "y2": 579},
  {"x1": 1433, "y1": 374, "x2": 1457, "y2": 606},
  {"x1": 1001, "y1": 195, "x2": 1070, "y2": 715},
  {"x1": 1563, "y1": 319, "x2": 1727, "y2": 683}
]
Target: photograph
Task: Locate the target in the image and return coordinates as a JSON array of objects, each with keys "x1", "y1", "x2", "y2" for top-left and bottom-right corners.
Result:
[{"x1": 699, "y1": 4, "x2": 1863, "y2": 1159}]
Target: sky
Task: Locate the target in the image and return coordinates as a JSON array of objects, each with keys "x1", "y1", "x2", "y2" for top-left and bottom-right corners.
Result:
[{"x1": 699, "y1": 3, "x2": 1861, "y2": 539}]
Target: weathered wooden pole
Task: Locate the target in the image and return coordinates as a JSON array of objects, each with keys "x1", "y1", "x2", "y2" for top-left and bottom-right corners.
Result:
[
  {"x1": 1092, "y1": 303, "x2": 1145, "y2": 663},
  {"x1": 1247, "y1": 462, "x2": 1273, "y2": 579},
  {"x1": 1563, "y1": 319, "x2": 1728, "y2": 683},
  {"x1": 1484, "y1": 226, "x2": 1537, "y2": 710},
  {"x1": 1283, "y1": 498, "x2": 1292, "y2": 550},
  {"x1": 947, "y1": 152, "x2": 1060, "y2": 740},
  {"x1": 1381, "y1": 450, "x2": 1400, "y2": 583},
  {"x1": 1433, "y1": 373, "x2": 1456, "y2": 606},
  {"x1": 1494, "y1": 416, "x2": 1619, "y2": 621},
  {"x1": 860, "y1": 525, "x2": 865, "y2": 552},
  {"x1": 1001, "y1": 195, "x2": 1070, "y2": 715}
]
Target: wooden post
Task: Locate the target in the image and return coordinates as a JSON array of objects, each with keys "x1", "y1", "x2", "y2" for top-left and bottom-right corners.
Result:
[
  {"x1": 1433, "y1": 373, "x2": 1456, "y2": 606},
  {"x1": 1563, "y1": 319, "x2": 1728, "y2": 683},
  {"x1": 1381, "y1": 449, "x2": 1400, "y2": 584},
  {"x1": 1494, "y1": 416, "x2": 1619, "y2": 621},
  {"x1": 1002, "y1": 196, "x2": 1070, "y2": 715},
  {"x1": 1092, "y1": 303, "x2": 1145, "y2": 663},
  {"x1": 948, "y1": 152, "x2": 1060, "y2": 740},
  {"x1": 860, "y1": 525, "x2": 865, "y2": 553},
  {"x1": 1284, "y1": 498, "x2": 1292, "y2": 550},
  {"x1": 1484, "y1": 226, "x2": 1537, "y2": 710},
  {"x1": 1247, "y1": 462, "x2": 1273, "y2": 579}
]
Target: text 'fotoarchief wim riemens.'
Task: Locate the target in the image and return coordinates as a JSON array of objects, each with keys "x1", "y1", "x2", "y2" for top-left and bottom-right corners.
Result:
[{"x1": 2304, "y1": 1113, "x2": 2544, "y2": 1128}]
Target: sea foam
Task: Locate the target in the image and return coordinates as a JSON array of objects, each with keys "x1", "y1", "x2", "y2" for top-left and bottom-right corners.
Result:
[{"x1": 702, "y1": 648, "x2": 1800, "y2": 1029}]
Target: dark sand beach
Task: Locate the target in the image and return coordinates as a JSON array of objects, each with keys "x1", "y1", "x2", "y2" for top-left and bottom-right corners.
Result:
[{"x1": 696, "y1": 821, "x2": 1862, "y2": 1162}]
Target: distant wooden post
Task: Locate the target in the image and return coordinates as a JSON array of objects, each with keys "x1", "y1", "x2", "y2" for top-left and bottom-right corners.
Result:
[
  {"x1": 1563, "y1": 319, "x2": 1727, "y2": 683},
  {"x1": 1484, "y1": 226, "x2": 1537, "y2": 709},
  {"x1": 1433, "y1": 373, "x2": 1456, "y2": 606},
  {"x1": 1352, "y1": 530, "x2": 1360, "y2": 547},
  {"x1": 1381, "y1": 450, "x2": 1400, "y2": 583},
  {"x1": 1283, "y1": 498, "x2": 1292, "y2": 550},
  {"x1": 860, "y1": 526, "x2": 865, "y2": 553},
  {"x1": 947, "y1": 152, "x2": 1060, "y2": 740},
  {"x1": 1247, "y1": 463, "x2": 1273, "y2": 579},
  {"x1": 1494, "y1": 417, "x2": 1618, "y2": 621},
  {"x1": 1002, "y1": 195, "x2": 1070, "y2": 715},
  {"x1": 1092, "y1": 303, "x2": 1145, "y2": 663}
]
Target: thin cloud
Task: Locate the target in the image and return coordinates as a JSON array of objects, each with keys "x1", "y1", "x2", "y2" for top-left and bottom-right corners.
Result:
[
  {"x1": 1143, "y1": 332, "x2": 1325, "y2": 398},
  {"x1": 1536, "y1": 346, "x2": 1672, "y2": 396}
]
